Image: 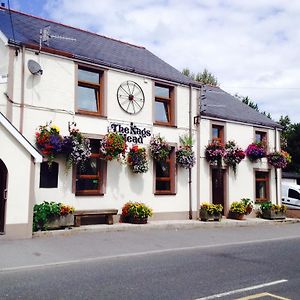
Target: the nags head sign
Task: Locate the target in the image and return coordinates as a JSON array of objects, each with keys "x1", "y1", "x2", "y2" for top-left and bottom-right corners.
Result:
[{"x1": 108, "y1": 122, "x2": 152, "y2": 144}]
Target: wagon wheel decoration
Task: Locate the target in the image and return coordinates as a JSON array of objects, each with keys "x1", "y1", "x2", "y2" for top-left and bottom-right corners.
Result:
[{"x1": 117, "y1": 81, "x2": 145, "y2": 114}]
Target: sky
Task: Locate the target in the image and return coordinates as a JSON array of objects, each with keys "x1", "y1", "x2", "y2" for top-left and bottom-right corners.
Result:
[{"x1": 7, "y1": 0, "x2": 300, "y2": 123}]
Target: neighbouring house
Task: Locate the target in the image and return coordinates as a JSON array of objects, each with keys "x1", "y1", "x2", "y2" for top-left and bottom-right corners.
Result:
[
  {"x1": 0, "y1": 7, "x2": 283, "y2": 239},
  {"x1": 282, "y1": 172, "x2": 300, "y2": 186}
]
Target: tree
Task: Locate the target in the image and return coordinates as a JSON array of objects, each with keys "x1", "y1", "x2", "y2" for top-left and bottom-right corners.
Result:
[
  {"x1": 235, "y1": 94, "x2": 272, "y2": 119},
  {"x1": 182, "y1": 68, "x2": 219, "y2": 86},
  {"x1": 284, "y1": 123, "x2": 300, "y2": 173},
  {"x1": 279, "y1": 115, "x2": 292, "y2": 149}
]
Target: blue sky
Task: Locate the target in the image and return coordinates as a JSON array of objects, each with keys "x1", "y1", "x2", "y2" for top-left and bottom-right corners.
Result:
[{"x1": 6, "y1": 0, "x2": 300, "y2": 123}]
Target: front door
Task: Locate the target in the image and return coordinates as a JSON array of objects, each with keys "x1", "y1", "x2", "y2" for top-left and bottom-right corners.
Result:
[
  {"x1": 0, "y1": 160, "x2": 7, "y2": 234},
  {"x1": 212, "y1": 168, "x2": 226, "y2": 214}
]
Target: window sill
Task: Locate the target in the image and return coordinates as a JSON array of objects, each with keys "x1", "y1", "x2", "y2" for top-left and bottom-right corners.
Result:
[
  {"x1": 153, "y1": 122, "x2": 177, "y2": 128},
  {"x1": 76, "y1": 111, "x2": 107, "y2": 118},
  {"x1": 154, "y1": 192, "x2": 176, "y2": 195},
  {"x1": 75, "y1": 192, "x2": 105, "y2": 196}
]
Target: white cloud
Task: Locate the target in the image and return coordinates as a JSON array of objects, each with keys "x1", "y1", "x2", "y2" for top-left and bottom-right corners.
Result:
[{"x1": 32, "y1": 0, "x2": 300, "y2": 122}]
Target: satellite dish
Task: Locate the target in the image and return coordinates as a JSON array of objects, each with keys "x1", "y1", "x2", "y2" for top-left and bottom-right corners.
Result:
[{"x1": 28, "y1": 60, "x2": 43, "y2": 75}]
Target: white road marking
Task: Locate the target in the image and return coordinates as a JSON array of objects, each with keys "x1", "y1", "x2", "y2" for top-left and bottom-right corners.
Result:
[
  {"x1": 1, "y1": 235, "x2": 300, "y2": 272},
  {"x1": 194, "y1": 279, "x2": 288, "y2": 300}
]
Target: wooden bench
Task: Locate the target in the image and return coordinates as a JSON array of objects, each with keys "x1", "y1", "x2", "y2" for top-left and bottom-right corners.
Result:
[{"x1": 74, "y1": 209, "x2": 118, "y2": 227}]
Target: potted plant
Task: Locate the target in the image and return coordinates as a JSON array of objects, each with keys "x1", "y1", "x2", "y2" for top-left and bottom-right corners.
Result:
[
  {"x1": 176, "y1": 135, "x2": 196, "y2": 169},
  {"x1": 33, "y1": 201, "x2": 75, "y2": 231},
  {"x1": 205, "y1": 140, "x2": 225, "y2": 167},
  {"x1": 127, "y1": 145, "x2": 149, "y2": 173},
  {"x1": 99, "y1": 132, "x2": 127, "y2": 161},
  {"x1": 223, "y1": 141, "x2": 245, "y2": 174},
  {"x1": 260, "y1": 202, "x2": 287, "y2": 220},
  {"x1": 267, "y1": 151, "x2": 290, "y2": 169},
  {"x1": 149, "y1": 135, "x2": 171, "y2": 162},
  {"x1": 199, "y1": 203, "x2": 223, "y2": 221},
  {"x1": 241, "y1": 198, "x2": 254, "y2": 215},
  {"x1": 120, "y1": 201, "x2": 153, "y2": 224},
  {"x1": 35, "y1": 122, "x2": 63, "y2": 165},
  {"x1": 228, "y1": 201, "x2": 246, "y2": 220},
  {"x1": 245, "y1": 142, "x2": 267, "y2": 162},
  {"x1": 62, "y1": 125, "x2": 91, "y2": 170}
]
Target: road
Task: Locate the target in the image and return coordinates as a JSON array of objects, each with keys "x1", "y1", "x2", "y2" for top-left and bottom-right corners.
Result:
[{"x1": 0, "y1": 223, "x2": 300, "y2": 299}]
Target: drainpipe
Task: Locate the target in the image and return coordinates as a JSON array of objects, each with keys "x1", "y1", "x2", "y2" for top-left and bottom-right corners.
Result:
[
  {"x1": 19, "y1": 45, "x2": 25, "y2": 133},
  {"x1": 188, "y1": 84, "x2": 193, "y2": 219},
  {"x1": 275, "y1": 127, "x2": 279, "y2": 205},
  {"x1": 196, "y1": 87, "x2": 202, "y2": 219}
]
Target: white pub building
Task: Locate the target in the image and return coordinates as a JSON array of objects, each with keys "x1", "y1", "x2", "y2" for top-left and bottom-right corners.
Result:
[{"x1": 0, "y1": 7, "x2": 282, "y2": 238}]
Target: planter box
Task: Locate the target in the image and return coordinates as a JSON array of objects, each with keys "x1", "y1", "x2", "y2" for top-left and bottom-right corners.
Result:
[
  {"x1": 120, "y1": 216, "x2": 148, "y2": 224},
  {"x1": 46, "y1": 214, "x2": 74, "y2": 230},
  {"x1": 199, "y1": 209, "x2": 221, "y2": 221},
  {"x1": 228, "y1": 211, "x2": 245, "y2": 220},
  {"x1": 262, "y1": 210, "x2": 286, "y2": 220}
]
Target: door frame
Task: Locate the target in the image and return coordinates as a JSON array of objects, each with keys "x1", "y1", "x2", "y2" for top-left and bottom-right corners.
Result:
[
  {"x1": 211, "y1": 167, "x2": 228, "y2": 215},
  {"x1": 0, "y1": 159, "x2": 8, "y2": 234}
]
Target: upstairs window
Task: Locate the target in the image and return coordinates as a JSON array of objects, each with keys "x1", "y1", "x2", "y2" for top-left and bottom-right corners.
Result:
[
  {"x1": 154, "y1": 83, "x2": 175, "y2": 126},
  {"x1": 255, "y1": 171, "x2": 269, "y2": 202},
  {"x1": 77, "y1": 66, "x2": 103, "y2": 116},
  {"x1": 212, "y1": 125, "x2": 224, "y2": 143},
  {"x1": 255, "y1": 131, "x2": 267, "y2": 144},
  {"x1": 75, "y1": 139, "x2": 106, "y2": 196},
  {"x1": 155, "y1": 147, "x2": 176, "y2": 195}
]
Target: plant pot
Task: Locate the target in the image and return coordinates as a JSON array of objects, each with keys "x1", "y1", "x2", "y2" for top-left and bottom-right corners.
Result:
[
  {"x1": 46, "y1": 214, "x2": 74, "y2": 230},
  {"x1": 228, "y1": 211, "x2": 245, "y2": 220},
  {"x1": 262, "y1": 210, "x2": 286, "y2": 220},
  {"x1": 199, "y1": 209, "x2": 221, "y2": 221},
  {"x1": 131, "y1": 216, "x2": 148, "y2": 224}
]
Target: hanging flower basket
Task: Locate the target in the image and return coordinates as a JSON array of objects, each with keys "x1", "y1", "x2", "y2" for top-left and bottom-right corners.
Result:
[
  {"x1": 245, "y1": 142, "x2": 267, "y2": 162},
  {"x1": 62, "y1": 125, "x2": 91, "y2": 170},
  {"x1": 267, "y1": 151, "x2": 290, "y2": 169},
  {"x1": 176, "y1": 135, "x2": 195, "y2": 169},
  {"x1": 99, "y1": 132, "x2": 127, "y2": 161},
  {"x1": 149, "y1": 135, "x2": 171, "y2": 162},
  {"x1": 127, "y1": 145, "x2": 149, "y2": 173},
  {"x1": 205, "y1": 140, "x2": 225, "y2": 167},
  {"x1": 35, "y1": 122, "x2": 63, "y2": 165},
  {"x1": 223, "y1": 140, "x2": 245, "y2": 174}
]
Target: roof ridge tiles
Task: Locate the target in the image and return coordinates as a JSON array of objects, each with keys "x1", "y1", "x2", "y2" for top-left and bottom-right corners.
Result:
[{"x1": 0, "y1": 6, "x2": 145, "y2": 50}]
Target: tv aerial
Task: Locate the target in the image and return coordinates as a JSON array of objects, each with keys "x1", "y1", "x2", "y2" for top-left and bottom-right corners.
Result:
[{"x1": 39, "y1": 25, "x2": 76, "y2": 51}]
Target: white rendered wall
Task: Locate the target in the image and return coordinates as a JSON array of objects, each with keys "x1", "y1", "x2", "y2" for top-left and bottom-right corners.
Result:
[
  {"x1": 0, "y1": 123, "x2": 32, "y2": 224},
  {"x1": 18, "y1": 50, "x2": 199, "y2": 216},
  {"x1": 0, "y1": 39, "x2": 8, "y2": 115}
]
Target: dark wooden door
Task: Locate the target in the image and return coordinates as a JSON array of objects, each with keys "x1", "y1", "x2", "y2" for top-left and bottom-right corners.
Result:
[
  {"x1": 212, "y1": 169, "x2": 226, "y2": 214},
  {"x1": 0, "y1": 160, "x2": 7, "y2": 234}
]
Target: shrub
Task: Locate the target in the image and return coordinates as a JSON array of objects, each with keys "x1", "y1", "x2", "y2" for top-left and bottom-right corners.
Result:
[{"x1": 33, "y1": 201, "x2": 75, "y2": 231}]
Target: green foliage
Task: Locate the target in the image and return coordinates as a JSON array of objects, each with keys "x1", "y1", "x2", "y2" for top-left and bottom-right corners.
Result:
[
  {"x1": 33, "y1": 201, "x2": 74, "y2": 231},
  {"x1": 236, "y1": 94, "x2": 272, "y2": 119},
  {"x1": 229, "y1": 201, "x2": 246, "y2": 214},
  {"x1": 121, "y1": 201, "x2": 153, "y2": 221},
  {"x1": 260, "y1": 202, "x2": 287, "y2": 213},
  {"x1": 200, "y1": 203, "x2": 223, "y2": 215},
  {"x1": 182, "y1": 68, "x2": 219, "y2": 86}
]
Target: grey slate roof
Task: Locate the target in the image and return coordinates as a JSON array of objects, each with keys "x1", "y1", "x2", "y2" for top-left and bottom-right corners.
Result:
[
  {"x1": 201, "y1": 85, "x2": 281, "y2": 128},
  {"x1": 0, "y1": 7, "x2": 198, "y2": 87}
]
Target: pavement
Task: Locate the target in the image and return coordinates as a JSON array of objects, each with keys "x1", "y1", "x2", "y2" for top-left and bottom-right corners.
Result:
[
  {"x1": 0, "y1": 216, "x2": 300, "y2": 273},
  {"x1": 33, "y1": 216, "x2": 300, "y2": 238}
]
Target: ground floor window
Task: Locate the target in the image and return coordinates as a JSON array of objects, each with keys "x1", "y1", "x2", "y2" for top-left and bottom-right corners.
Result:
[
  {"x1": 154, "y1": 147, "x2": 176, "y2": 194},
  {"x1": 39, "y1": 162, "x2": 59, "y2": 188},
  {"x1": 75, "y1": 138, "x2": 106, "y2": 196},
  {"x1": 255, "y1": 171, "x2": 269, "y2": 202}
]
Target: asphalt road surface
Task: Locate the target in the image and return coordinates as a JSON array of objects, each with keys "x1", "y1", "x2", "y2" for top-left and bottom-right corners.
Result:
[{"x1": 1, "y1": 224, "x2": 300, "y2": 299}]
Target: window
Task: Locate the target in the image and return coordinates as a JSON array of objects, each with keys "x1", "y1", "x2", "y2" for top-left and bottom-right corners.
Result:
[
  {"x1": 155, "y1": 148, "x2": 176, "y2": 194},
  {"x1": 212, "y1": 125, "x2": 224, "y2": 143},
  {"x1": 255, "y1": 131, "x2": 267, "y2": 144},
  {"x1": 154, "y1": 83, "x2": 175, "y2": 126},
  {"x1": 77, "y1": 66, "x2": 103, "y2": 115},
  {"x1": 288, "y1": 189, "x2": 300, "y2": 200},
  {"x1": 255, "y1": 171, "x2": 269, "y2": 202},
  {"x1": 75, "y1": 139, "x2": 106, "y2": 195},
  {"x1": 39, "y1": 162, "x2": 58, "y2": 188}
]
